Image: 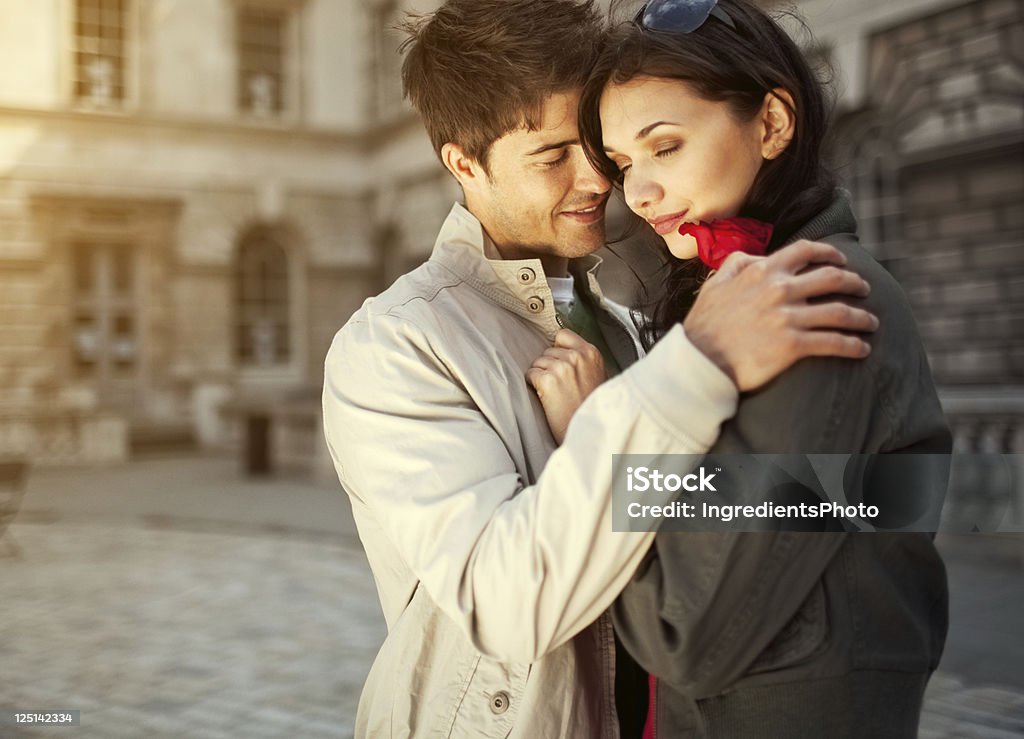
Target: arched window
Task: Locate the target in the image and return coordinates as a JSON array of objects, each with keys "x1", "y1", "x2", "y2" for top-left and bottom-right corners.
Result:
[{"x1": 235, "y1": 230, "x2": 290, "y2": 367}]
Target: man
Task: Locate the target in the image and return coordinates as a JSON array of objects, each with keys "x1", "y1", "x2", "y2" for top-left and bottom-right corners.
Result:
[{"x1": 322, "y1": 1, "x2": 877, "y2": 736}]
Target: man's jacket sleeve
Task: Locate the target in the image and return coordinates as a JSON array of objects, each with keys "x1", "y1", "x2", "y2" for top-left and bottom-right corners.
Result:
[{"x1": 322, "y1": 316, "x2": 737, "y2": 664}]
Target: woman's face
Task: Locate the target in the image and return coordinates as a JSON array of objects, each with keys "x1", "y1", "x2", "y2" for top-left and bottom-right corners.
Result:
[{"x1": 600, "y1": 75, "x2": 768, "y2": 260}]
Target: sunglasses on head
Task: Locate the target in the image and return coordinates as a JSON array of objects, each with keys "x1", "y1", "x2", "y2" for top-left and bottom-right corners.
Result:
[{"x1": 634, "y1": 0, "x2": 737, "y2": 33}]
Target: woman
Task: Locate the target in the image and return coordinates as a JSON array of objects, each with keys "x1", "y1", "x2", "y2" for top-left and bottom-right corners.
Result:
[{"x1": 532, "y1": 0, "x2": 951, "y2": 736}]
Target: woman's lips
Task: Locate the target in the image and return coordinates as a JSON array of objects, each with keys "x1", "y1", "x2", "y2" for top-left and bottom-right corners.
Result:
[{"x1": 649, "y1": 211, "x2": 690, "y2": 236}]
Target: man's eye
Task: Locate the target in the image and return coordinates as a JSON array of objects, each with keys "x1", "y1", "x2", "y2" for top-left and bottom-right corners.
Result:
[{"x1": 540, "y1": 152, "x2": 568, "y2": 168}]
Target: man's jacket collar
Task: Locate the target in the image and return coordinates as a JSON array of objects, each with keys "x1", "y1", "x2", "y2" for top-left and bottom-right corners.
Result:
[{"x1": 430, "y1": 202, "x2": 607, "y2": 336}]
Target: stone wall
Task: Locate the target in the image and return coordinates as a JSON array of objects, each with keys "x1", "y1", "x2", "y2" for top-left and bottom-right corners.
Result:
[{"x1": 834, "y1": 0, "x2": 1024, "y2": 388}]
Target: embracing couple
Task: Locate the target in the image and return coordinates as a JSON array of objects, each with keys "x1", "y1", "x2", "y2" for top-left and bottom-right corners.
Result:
[{"x1": 323, "y1": 1, "x2": 950, "y2": 737}]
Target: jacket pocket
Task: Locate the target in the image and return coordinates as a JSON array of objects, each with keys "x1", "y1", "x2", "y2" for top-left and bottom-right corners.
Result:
[
  {"x1": 366, "y1": 584, "x2": 481, "y2": 738},
  {"x1": 746, "y1": 580, "x2": 829, "y2": 675}
]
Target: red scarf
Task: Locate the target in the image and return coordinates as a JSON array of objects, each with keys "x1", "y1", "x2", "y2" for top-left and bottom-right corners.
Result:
[
  {"x1": 678, "y1": 217, "x2": 774, "y2": 270},
  {"x1": 643, "y1": 673, "x2": 657, "y2": 739}
]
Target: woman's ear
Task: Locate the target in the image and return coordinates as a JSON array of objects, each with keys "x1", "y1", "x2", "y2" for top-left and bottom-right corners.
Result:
[{"x1": 760, "y1": 88, "x2": 796, "y2": 160}]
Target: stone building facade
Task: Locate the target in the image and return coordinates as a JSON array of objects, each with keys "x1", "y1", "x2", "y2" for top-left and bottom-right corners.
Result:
[
  {"x1": 802, "y1": 0, "x2": 1024, "y2": 451},
  {"x1": 0, "y1": 0, "x2": 392, "y2": 468}
]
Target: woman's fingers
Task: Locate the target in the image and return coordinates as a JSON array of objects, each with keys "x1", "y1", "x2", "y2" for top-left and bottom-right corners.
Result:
[
  {"x1": 553, "y1": 328, "x2": 588, "y2": 349},
  {"x1": 530, "y1": 355, "x2": 559, "y2": 371},
  {"x1": 525, "y1": 367, "x2": 551, "y2": 394},
  {"x1": 540, "y1": 343, "x2": 604, "y2": 369},
  {"x1": 527, "y1": 333, "x2": 609, "y2": 445},
  {"x1": 541, "y1": 347, "x2": 581, "y2": 365}
]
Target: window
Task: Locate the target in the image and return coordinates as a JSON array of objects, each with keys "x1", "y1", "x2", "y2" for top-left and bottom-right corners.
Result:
[
  {"x1": 236, "y1": 231, "x2": 290, "y2": 366},
  {"x1": 847, "y1": 129, "x2": 902, "y2": 264},
  {"x1": 72, "y1": 243, "x2": 139, "y2": 406},
  {"x1": 237, "y1": 5, "x2": 289, "y2": 117},
  {"x1": 371, "y1": 0, "x2": 405, "y2": 121},
  {"x1": 73, "y1": 0, "x2": 130, "y2": 107}
]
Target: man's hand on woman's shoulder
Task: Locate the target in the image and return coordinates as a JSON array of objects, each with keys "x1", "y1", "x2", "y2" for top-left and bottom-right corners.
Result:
[{"x1": 685, "y1": 239, "x2": 879, "y2": 393}]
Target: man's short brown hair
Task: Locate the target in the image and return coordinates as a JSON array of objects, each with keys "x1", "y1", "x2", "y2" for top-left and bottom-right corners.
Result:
[{"x1": 400, "y1": 0, "x2": 604, "y2": 172}]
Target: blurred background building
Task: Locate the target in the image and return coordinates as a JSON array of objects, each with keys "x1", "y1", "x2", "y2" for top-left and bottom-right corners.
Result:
[
  {"x1": 0, "y1": 0, "x2": 411, "y2": 474},
  {"x1": 804, "y1": 0, "x2": 1024, "y2": 458},
  {"x1": 0, "y1": 0, "x2": 1021, "y2": 475}
]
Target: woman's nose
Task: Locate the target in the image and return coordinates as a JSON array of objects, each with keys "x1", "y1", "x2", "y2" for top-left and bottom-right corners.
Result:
[{"x1": 625, "y1": 172, "x2": 662, "y2": 215}]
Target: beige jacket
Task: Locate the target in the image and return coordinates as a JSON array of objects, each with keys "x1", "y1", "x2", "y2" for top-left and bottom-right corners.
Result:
[{"x1": 322, "y1": 203, "x2": 738, "y2": 738}]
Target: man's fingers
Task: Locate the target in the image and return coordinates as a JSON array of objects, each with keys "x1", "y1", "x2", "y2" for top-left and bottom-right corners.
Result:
[
  {"x1": 714, "y1": 250, "x2": 758, "y2": 279},
  {"x1": 770, "y1": 239, "x2": 848, "y2": 273},
  {"x1": 794, "y1": 331, "x2": 872, "y2": 360},
  {"x1": 792, "y1": 303, "x2": 879, "y2": 332},
  {"x1": 790, "y1": 266, "x2": 870, "y2": 301}
]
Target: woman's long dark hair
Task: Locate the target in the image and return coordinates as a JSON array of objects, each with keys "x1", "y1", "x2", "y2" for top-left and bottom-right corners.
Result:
[{"x1": 579, "y1": 0, "x2": 836, "y2": 348}]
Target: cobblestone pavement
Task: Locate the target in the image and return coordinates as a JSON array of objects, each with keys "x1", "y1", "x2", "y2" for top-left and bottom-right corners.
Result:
[
  {"x1": 0, "y1": 520, "x2": 383, "y2": 739},
  {"x1": 0, "y1": 457, "x2": 1022, "y2": 738}
]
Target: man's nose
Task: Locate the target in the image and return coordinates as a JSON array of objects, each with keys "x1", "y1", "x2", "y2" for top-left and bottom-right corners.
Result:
[{"x1": 572, "y1": 150, "x2": 612, "y2": 195}]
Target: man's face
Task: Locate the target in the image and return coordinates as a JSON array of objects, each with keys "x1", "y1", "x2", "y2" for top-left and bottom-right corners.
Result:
[{"x1": 469, "y1": 90, "x2": 612, "y2": 263}]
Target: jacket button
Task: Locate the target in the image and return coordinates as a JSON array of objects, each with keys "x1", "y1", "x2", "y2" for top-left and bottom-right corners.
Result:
[
  {"x1": 490, "y1": 691, "x2": 511, "y2": 714},
  {"x1": 527, "y1": 297, "x2": 544, "y2": 314},
  {"x1": 517, "y1": 267, "x2": 536, "y2": 285}
]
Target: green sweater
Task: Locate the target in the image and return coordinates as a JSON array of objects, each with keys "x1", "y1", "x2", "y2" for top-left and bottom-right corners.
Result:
[{"x1": 556, "y1": 290, "x2": 622, "y2": 378}]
